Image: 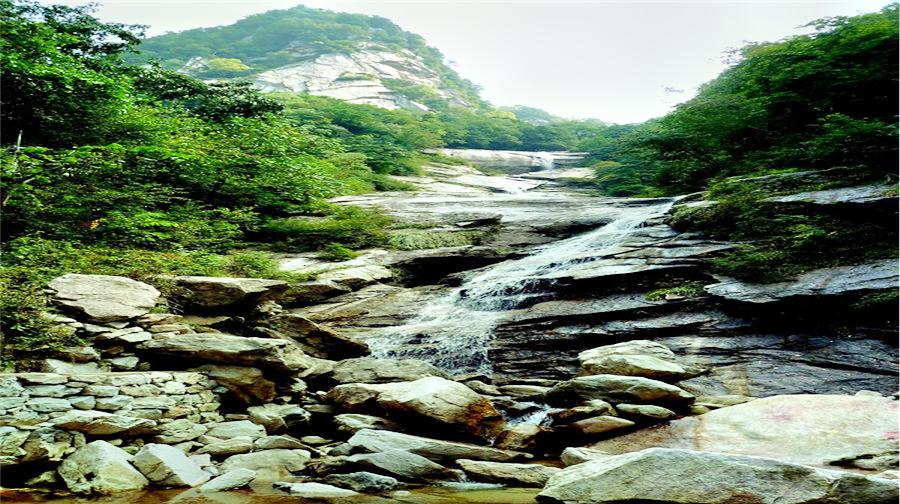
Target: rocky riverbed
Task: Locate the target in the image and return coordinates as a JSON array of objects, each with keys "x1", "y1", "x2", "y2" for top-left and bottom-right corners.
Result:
[{"x1": 1, "y1": 160, "x2": 897, "y2": 503}]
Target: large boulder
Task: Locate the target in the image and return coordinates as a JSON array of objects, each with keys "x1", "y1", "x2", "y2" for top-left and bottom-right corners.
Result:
[
  {"x1": 199, "y1": 468, "x2": 256, "y2": 493},
  {"x1": 578, "y1": 340, "x2": 697, "y2": 382},
  {"x1": 323, "y1": 471, "x2": 398, "y2": 493},
  {"x1": 348, "y1": 429, "x2": 529, "y2": 463},
  {"x1": 706, "y1": 259, "x2": 898, "y2": 304},
  {"x1": 247, "y1": 403, "x2": 310, "y2": 433},
  {"x1": 545, "y1": 374, "x2": 695, "y2": 407},
  {"x1": 347, "y1": 449, "x2": 460, "y2": 482},
  {"x1": 328, "y1": 376, "x2": 505, "y2": 441},
  {"x1": 328, "y1": 357, "x2": 449, "y2": 384},
  {"x1": 52, "y1": 410, "x2": 158, "y2": 436},
  {"x1": 132, "y1": 443, "x2": 210, "y2": 487},
  {"x1": 193, "y1": 365, "x2": 275, "y2": 405},
  {"x1": 139, "y1": 333, "x2": 329, "y2": 374},
  {"x1": 274, "y1": 481, "x2": 360, "y2": 498},
  {"x1": 219, "y1": 449, "x2": 311, "y2": 482},
  {"x1": 590, "y1": 394, "x2": 900, "y2": 472},
  {"x1": 48, "y1": 274, "x2": 160, "y2": 323},
  {"x1": 57, "y1": 440, "x2": 149, "y2": 495},
  {"x1": 169, "y1": 276, "x2": 288, "y2": 309},
  {"x1": 266, "y1": 314, "x2": 368, "y2": 359},
  {"x1": 536, "y1": 448, "x2": 898, "y2": 504},
  {"x1": 457, "y1": 459, "x2": 561, "y2": 487}
]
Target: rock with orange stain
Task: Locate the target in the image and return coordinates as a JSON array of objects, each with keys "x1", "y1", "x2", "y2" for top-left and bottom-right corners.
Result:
[{"x1": 590, "y1": 394, "x2": 900, "y2": 473}]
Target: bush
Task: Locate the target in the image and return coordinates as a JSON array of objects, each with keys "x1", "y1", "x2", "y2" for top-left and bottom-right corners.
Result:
[
  {"x1": 645, "y1": 281, "x2": 708, "y2": 301},
  {"x1": 258, "y1": 206, "x2": 392, "y2": 251},
  {"x1": 387, "y1": 229, "x2": 485, "y2": 250},
  {"x1": 317, "y1": 243, "x2": 360, "y2": 262},
  {"x1": 0, "y1": 236, "x2": 299, "y2": 348}
]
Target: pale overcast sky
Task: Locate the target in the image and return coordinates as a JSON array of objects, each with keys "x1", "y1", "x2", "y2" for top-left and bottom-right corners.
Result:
[{"x1": 40, "y1": 0, "x2": 888, "y2": 123}]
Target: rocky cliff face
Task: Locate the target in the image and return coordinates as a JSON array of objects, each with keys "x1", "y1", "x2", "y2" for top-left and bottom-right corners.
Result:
[{"x1": 245, "y1": 45, "x2": 470, "y2": 111}]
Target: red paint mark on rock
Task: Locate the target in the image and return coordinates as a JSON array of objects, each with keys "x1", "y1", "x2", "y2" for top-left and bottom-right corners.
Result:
[{"x1": 883, "y1": 431, "x2": 899, "y2": 440}]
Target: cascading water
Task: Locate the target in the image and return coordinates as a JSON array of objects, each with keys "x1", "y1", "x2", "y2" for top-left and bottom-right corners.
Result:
[{"x1": 367, "y1": 199, "x2": 675, "y2": 376}]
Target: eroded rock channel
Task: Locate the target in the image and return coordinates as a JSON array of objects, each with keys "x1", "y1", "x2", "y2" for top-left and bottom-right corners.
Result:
[{"x1": 2, "y1": 159, "x2": 897, "y2": 503}]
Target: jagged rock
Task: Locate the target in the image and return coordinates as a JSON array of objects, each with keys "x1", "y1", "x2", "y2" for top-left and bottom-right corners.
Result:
[
  {"x1": 497, "y1": 384, "x2": 550, "y2": 399},
  {"x1": 589, "y1": 394, "x2": 900, "y2": 472},
  {"x1": 254, "y1": 435, "x2": 306, "y2": 450},
  {"x1": 545, "y1": 375, "x2": 695, "y2": 407},
  {"x1": 560, "y1": 447, "x2": 611, "y2": 466},
  {"x1": 334, "y1": 413, "x2": 402, "y2": 434},
  {"x1": 615, "y1": 403, "x2": 677, "y2": 421},
  {"x1": 328, "y1": 376, "x2": 505, "y2": 441},
  {"x1": 53, "y1": 410, "x2": 158, "y2": 436},
  {"x1": 196, "y1": 436, "x2": 254, "y2": 456},
  {"x1": 219, "y1": 449, "x2": 311, "y2": 481},
  {"x1": 348, "y1": 429, "x2": 529, "y2": 462},
  {"x1": 661, "y1": 333, "x2": 897, "y2": 397},
  {"x1": 536, "y1": 448, "x2": 899, "y2": 504},
  {"x1": 247, "y1": 404, "x2": 311, "y2": 432},
  {"x1": 328, "y1": 357, "x2": 449, "y2": 384},
  {"x1": 133, "y1": 443, "x2": 210, "y2": 487},
  {"x1": 578, "y1": 340, "x2": 696, "y2": 382},
  {"x1": 324, "y1": 471, "x2": 399, "y2": 493},
  {"x1": 169, "y1": 276, "x2": 288, "y2": 309},
  {"x1": 266, "y1": 314, "x2": 368, "y2": 359},
  {"x1": 316, "y1": 265, "x2": 393, "y2": 291},
  {"x1": 564, "y1": 415, "x2": 635, "y2": 436},
  {"x1": 193, "y1": 365, "x2": 275, "y2": 405},
  {"x1": 18, "y1": 427, "x2": 74, "y2": 464},
  {"x1": 706, "y1": 259, "x2": 898, "y2": 303},
  {"x1": 457, "y1": 459, "x2": 561, "y2": 487},
  {"x1": 153, "y1": 419, "x2": 207, "y2": 444},
  {"x1": 274, "y1": 481, "x2": 360, "y2": 498},
  {"x1": 138, "y1": 333, "x2": 329, "y2": 374},
  {"x1": 348, "y1": 449, "x2": 460, "y2": 482},
  {"x1": 764, "y1": 184, "x2": 896, "y2": 206},
  {"x1": 58, "y1": 440, "x2": 149, "y2": 495},
  {"x1": 550, "y1": 400, "x2": 617, "y2": 425},
  {"x1": 199, "y1": 468, "x2": 256, "y2": 492},
  {"x1": 494, "y1": 423, "x2": 548, "y2": 452},
  {"x1": 205, "y1": 420, "x2": 266, "y2": 440},
  {"x1": 48, "y1": 274, "x2": 160, "y2": 323}
]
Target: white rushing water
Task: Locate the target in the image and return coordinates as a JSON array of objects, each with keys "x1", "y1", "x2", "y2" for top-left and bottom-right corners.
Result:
[{"x1": 367, "y1": 199, "x2": 675, "y2": 375}]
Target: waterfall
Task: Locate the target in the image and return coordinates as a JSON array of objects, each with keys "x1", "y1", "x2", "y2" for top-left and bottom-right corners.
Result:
[{"x1": 366, "y1": 199, "x2": 675, "y2": 375}]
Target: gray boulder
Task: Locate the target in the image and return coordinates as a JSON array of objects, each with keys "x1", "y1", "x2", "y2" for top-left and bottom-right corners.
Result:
[
  {"x1": 328, "y1": 376, "x2": 506, "y2": 441},
  {"x1": 348, "y1": 449, "x2": 460, "y2": 482},
  {"x1": 196, "y1": 436, "x2": 254, "y2": 456},
  {"x1": 578, "y1": 340, "x2": 696, "y2": 382},
  {"x1": 590, "y1": 394, "x2": 900, "y2": 471},
  {"x1": 48, "y1": 274, "x2": 160, "y2": 323},
  {"x1": 219, "y1": 449, "x2": 311, "y2": 482},
  {"x1": 706, "y1": 259, "x2": 898, "y2": 304},
  {"x1": 170, "y1": 276, "x2": 287, "y2": 309},
  {"x1": 348, "y1": 429, "x2": 529, "y2": 463},
  {"x1": 546, "y1": 374, "x2": 695, "y2": 407},
  {"x1": 536, "y1": 448, "x2": 899, "y2": 504},
  {"x1": 274, "y1": 481, "x2": 360, "y2": 498},
  {"x1": 457, "y1": 459, "x2": 561, "y2": 487},
  {"x1": 193, "y1": 365, "x2": 275, "y2": 405},
  {"x1": 199, "y1": 468, "x2": 256, "y2": 492},
  {"x1": 57, "y1": 440, "x2": 148, "y2": 495},
  {"x1": 205, "y1": 420, "x2": 266, "y2": 440},
  {"x1": 334, "y1": 413, "x2": 402, "y2": 434},
  {"x1": 247, "y1": 403, "x2": 310, "y2": 433},
  {"x1": 52, "y1": 410, "x2": 158, "y2": 436},
  {"x1": 139, "y1": 333, "x2": 329, "y2": 374},
  {"x1": 265, "y1": 314, "x2": 368, "y2": 359},
  {"x1": 329, "y1": 357, "x2": 449, "y2": 384},
  {"x1": 133, "y1": 443, "x2": 210, "y2": 487},
  {"x1": 323, "y1": 471, "x2": 399, "y2": 493}
]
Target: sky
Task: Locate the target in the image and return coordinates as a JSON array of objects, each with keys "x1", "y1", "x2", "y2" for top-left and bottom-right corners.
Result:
[{"x1": 39, "y1": 0, "x2": 888, "y2": 123}]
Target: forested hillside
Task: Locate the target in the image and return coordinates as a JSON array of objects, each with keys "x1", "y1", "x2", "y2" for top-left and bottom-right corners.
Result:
[{"x1": 589, "y1": 3, "x2": 898, "y2": 196}]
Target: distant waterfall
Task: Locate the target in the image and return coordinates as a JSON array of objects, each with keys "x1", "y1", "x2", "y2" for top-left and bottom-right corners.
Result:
[{"x1": 366, "y1": 199, "x2": 675, "y2": 375}]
